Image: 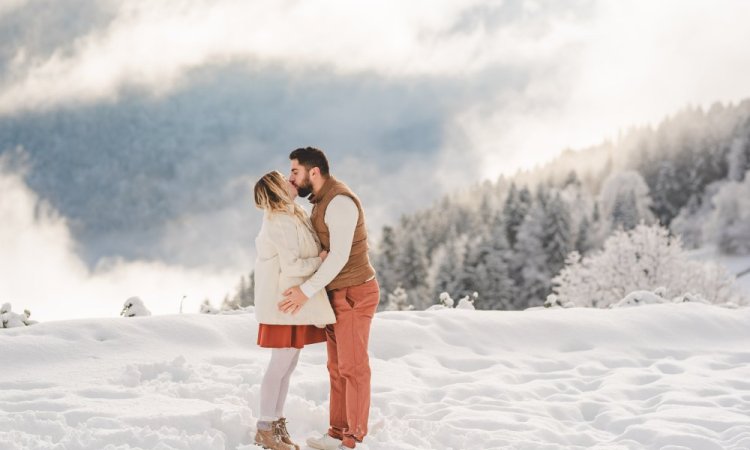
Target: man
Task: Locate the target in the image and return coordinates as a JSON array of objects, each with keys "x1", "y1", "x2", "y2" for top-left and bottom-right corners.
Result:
[{"x1": 279, "y1": 147, "x2": 379, "y2": 450}]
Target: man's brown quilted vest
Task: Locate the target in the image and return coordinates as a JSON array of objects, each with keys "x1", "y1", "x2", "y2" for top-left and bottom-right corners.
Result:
[{"x1": 309, "y1": 176, "x2": 376, "y2": 290}]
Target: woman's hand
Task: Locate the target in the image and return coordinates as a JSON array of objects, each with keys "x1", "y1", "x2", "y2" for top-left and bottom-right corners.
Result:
[{"x1": 319, "y1": 250, "x2": 328, "y2": 262}]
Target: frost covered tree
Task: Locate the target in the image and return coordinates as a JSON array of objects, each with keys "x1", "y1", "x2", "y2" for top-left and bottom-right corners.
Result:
[
  {"x1": 543, "y1": 192, "x2": 574, "y2": 276},
  {"x1": 513, "y1": 196, "x2": 550, "y2": 308},
  {"x1": 544, "y1": 293, "x2": 575, "y2": 308},
  {"x1": 439, "y1": 292, "x2": 455, "y2": 307},
  {"x1": 456, "y1": 292, "x2": 478, "y2": 310},
  {"x1": 575, "y1": 216, "x2": 596, "y2": 255},
  {"x1": 385, "y1": 286, "x2": 413, "y2": 311},
  {"x1": 121, "y1": 297, "x2": 151, "y2": 317},
  {"x1": 1, "y1": 303, "x2": 36, "y2": 328},
  {"x1": 374, "y1": 225, "x2": 400, "y2": 304},
  {"x1": 559, "y1": 175, "x2": 595, "y2": 249},
  {"x1": 598, "y1": 170, "x2": 654, "y2": 233},
  {"x1": 651, "y1": 160, "x2": 682, "y2": 226},
  {"x1": 433, "y1": 230, "x2": 467, "y2": 300},
  {"x1": 727, "y1": 137, "x2": 749, "y2": 182},
  {"x1": 611, "y1": 190, "x2": 639, "y2": 230},
  {"x1": 704, "y1": 171, "x2": 750, "y2": 254},
  {"x1": 238, "y1": 272, "x2": 255, "y2": 307},
  {"x1": 468, "y1": 215, "x2": 516, "y2": 310},
  {"x1": 451, "y1": 229, "x2": 499, "y2": 302},
  {"x1": 233, "y1": 272, "x2": 255, "y2": 308},
  {"x1": 552, "y1": 224, "x2": 740, "y2": 307},
  {"x1": 224, "y1": 271, "x2": 255, "y2": 310},
  {"x1": 669, "y1": 180, "x2": 725, "y2": 249},
  {"x1": 503, "y1": 183, "x2": 532, "y2": 248},
  {"x1": 200, "y1": 299, "x2": 220, "y2": 314},
  {"x1": 397, "y1": 228, "x2": 430, "y2": 307},
  {"x1": 669, "y1": 194, "x2": 705, "y2": 249},
  {"x1": 221, "y1": 294, "x2": 241, "y2": 311}
]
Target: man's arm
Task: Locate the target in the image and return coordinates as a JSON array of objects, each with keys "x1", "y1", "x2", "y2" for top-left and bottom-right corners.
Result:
[{"x1": 300, "y1": 195, "x2": 357, "y2": 296}]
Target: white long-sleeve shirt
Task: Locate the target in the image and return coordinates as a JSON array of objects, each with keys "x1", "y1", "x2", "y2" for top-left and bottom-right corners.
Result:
[{"x1": 300, "y1": 195, "x2": 358, "y2": 298}]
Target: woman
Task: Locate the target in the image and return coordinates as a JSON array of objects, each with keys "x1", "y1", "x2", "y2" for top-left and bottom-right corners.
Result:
[{"x1": 252, "y1": 171, "x2": 336, "y2": 450}]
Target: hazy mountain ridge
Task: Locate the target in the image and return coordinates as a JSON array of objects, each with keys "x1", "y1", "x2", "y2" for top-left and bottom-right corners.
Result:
[{"x1": 370, "y1": 99, "x2": 750, "y2": 310}]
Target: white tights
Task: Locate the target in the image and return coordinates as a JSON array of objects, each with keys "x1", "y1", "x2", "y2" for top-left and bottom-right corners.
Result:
[{"x1": 259, "y1": 347, "x2": 301, "y2": 422}]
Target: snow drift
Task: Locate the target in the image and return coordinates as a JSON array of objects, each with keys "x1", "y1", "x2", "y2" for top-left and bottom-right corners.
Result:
[{"x1": 1, "y1": 305, "x2": 749, "y2": 449}]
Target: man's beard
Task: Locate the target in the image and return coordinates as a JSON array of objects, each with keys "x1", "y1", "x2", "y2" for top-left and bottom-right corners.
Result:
[
  {"x1": 297, "y1": 185, "x2": 312, "y2": 198},
  {"x1": 296, "y1": 176, "x2": 312, "y2": 198}
]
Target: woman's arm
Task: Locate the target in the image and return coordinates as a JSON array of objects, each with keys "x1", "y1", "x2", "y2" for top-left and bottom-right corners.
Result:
[{"x1": 267, "y1": 214, "x2": 322, "y2": 278}]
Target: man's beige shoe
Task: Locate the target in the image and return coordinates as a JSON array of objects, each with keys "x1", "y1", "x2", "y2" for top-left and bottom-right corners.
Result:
[
  {"x1": 254, "y1": 424, "x2": 295, "y2": 450},
  {"x1": 274, "y1": 418, "x2": 300, "y2": 450},
  {"x1": 306, "y1": 433, "x2": 343, "y2": 450}
]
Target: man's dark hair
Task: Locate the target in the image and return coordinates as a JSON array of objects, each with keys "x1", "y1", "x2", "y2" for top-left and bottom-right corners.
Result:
[{"x1": 289, "y1": 147, "x2": 330, "y2": 176}]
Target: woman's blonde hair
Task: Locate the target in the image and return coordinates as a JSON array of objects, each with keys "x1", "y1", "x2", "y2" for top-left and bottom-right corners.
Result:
[{"x1": 254, "y1": 170, "x2": 309, "y2": 225}]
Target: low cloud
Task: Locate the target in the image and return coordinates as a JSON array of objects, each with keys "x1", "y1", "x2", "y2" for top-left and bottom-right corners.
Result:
[
  {"x1": 0, "y1": 159, "x2": 238, "y2": 322},
  {"x1": 2, "y1": 0, "x2": 749, "y2": 181},
  {"x1": 472, "y1": 0, "x2": 750, "y2": 177},
  {"x1": 0, "y1": 0, "x2": 27, "y2": 18},
  {"x1": 0, "y1": 0, "x2": 585, "y2": 115}
]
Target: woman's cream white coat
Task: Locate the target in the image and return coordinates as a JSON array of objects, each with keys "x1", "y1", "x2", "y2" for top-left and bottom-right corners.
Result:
[{"x1": 253, "y1": 210, "x2": 336, "y2": 326}]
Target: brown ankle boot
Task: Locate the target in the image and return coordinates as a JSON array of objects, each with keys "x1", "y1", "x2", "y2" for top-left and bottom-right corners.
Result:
[
  {"x1": 274, "y1": 418, "x2": 300, "y2": 450},
  {"x1": 254, "y1": 422, "x2": 294, "y2": 450}
]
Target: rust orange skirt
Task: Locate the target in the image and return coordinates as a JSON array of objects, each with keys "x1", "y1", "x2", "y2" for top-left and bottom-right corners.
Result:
[{"x1": 257, "y1": 324, "x2": 327, "y2": 349}]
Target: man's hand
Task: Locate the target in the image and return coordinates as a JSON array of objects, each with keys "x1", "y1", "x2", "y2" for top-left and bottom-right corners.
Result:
[{"x1": 279, "y1": 286, "x2": 309, "y2": 315}]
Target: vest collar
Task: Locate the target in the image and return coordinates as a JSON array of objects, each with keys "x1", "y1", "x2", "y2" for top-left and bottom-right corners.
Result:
[{"x1": 309, "y1": 176, "x2": 337, "y2": 204}]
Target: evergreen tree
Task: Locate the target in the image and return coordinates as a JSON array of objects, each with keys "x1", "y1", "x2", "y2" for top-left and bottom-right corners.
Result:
[
  {"x1": 374, "y1": 225, "x2": 400, "y2": 303},
  {"x1": 472, "y1": 215, "x2": 516, "y2": 309},
  {"x1": 543, "y1": 193, "x2": 574, "y2": 277},
  {"x1": 452, "y1": 237, "x2": 480, "y2": 300},
  {"x1": 728, "y1": 137, "x2": 749, "y2": 182},
  {"x1": 599, "y1": 170, "x2": 653, "y2": 234},
  {"x1": 575, "y1": 215, "x2": 595, "y2": 255},
  {"x1": 513, "y1": 200, "x2": 550, "y2": 308},
  {"x1": 397, "y1": 228, "x2": 430, "y2": 308},
  {"x1": 227, "y1": 271, "x2": 254, "y2": 308},
  {"x1": 704, "y1": 171, "x2": 750, "y2": 254},
  {"x1": 433, "y1": 229, "x2": 466, "y2": 299},
  {"x1": 652, "y1": 160, "x2": 681, "y2": 226},
  {"x1": 564, "y1": 170, "x2": 581, "y2": 188},
  {"x1": 592, "y1": 202, "x2": 600, "y2": 223},
  {"x1": 243, "y1": 271, "x2": 255, "y2": 307},
  {"x1": 503, "y1": 183, "x2": 531, "y2": 248},
  {"x1": 611, "y1": 190, "x2": 639, "y2": 231}
]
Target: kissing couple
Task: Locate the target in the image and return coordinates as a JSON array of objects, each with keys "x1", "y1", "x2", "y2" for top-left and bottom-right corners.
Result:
[{"x1": 251, "y1": 147, "x2": 380, "y2": 450}]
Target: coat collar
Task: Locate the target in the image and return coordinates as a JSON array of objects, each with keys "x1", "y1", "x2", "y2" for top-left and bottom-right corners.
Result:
[{"x1": 308, "y1": 175, "x2": 337, "y2": 204}]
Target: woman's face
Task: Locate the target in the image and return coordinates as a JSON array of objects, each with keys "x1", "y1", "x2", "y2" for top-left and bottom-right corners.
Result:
[{"x1": 285, "y1": 178, "x2": 298, "y2": 199}]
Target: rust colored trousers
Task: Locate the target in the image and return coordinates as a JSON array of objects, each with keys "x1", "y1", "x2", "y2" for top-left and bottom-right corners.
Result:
[{"x1": 325, "y1": 278, "x2": 380, "y2": 448}]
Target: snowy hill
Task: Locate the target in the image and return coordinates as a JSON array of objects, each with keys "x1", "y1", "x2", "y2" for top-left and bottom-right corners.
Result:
[{"x1": 1, "y1": 306, "x2": 750, "y2": 450}]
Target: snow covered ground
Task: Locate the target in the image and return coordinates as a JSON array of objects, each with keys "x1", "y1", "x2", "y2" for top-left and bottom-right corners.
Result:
[{"x1": 1, "y1": 304, "x2": 750, "y2": 450}]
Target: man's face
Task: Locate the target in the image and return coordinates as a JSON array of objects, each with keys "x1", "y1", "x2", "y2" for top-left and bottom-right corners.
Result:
[{"x1": 289, "y1": 159, "x2": 312, "y2": 198}]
